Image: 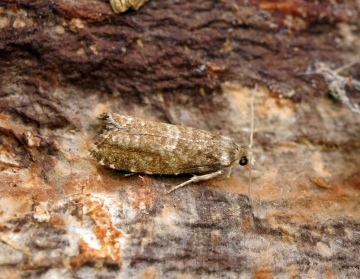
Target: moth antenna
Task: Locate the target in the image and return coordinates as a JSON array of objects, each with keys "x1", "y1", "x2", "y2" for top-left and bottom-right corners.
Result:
[
  {"x1": 249, "y1": 85, "x2": 256, "y2": 149},
  {"x1": 248, "y1": 84, "x2": 257, "y2": 205}
]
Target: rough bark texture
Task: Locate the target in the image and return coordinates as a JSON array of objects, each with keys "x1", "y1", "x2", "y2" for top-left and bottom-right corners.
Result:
[{"x1": 0, "y1": 0, "x2": 360, "y2": 278}]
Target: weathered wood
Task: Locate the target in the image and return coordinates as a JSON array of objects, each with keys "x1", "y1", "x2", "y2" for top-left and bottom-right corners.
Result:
[{"x1": 0, "y1": 0, "x2": 359, "y2": 278}]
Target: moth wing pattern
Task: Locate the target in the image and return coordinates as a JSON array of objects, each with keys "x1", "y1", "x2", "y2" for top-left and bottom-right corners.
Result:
[{"x1": 90, "y1": 113, "x2": 245, "y2": 175}]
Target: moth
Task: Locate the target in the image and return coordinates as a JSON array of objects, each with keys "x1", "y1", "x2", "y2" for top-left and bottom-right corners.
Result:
[{"x1": 90, "y1": 104, "x2": 255, "y2": 194}]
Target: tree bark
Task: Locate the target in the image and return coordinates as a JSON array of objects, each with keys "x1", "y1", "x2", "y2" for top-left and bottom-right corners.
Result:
[{"x1": 0, "y1": 0, "x2": 359, "y2": 278}]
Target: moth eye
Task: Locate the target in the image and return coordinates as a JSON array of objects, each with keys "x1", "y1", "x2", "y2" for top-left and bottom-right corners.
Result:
[{"x1": 239, "y1": 156, "x2": 248, "y2": 166}]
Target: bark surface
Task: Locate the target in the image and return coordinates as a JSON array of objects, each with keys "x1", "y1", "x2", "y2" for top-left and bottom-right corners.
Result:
[{"x1": 0, "y1": 0, "x2": 360, "y2": 278}]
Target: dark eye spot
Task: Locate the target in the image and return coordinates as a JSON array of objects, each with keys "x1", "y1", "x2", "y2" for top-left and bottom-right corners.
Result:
[{"x1": 239, "y1": 156, "x2": 248, "y2": 166}]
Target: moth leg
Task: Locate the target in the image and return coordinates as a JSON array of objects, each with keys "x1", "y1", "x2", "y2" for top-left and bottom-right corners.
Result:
[
  {"x1": 167, "y1": 170, "x2": 224, "y2": 194},
  {"x1": 224, "y1": 166, "x2": 233, "y2": 179}
]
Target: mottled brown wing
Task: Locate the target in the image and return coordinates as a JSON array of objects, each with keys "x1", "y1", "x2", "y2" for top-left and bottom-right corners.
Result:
[{"x1": 90, "y1": 113, "x2": 240, "y2": 175}]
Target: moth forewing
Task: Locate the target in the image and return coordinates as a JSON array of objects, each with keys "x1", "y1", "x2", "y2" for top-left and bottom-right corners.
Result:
[{"x1": 90, "y1": 113, "x2": 253, "y2": 192}]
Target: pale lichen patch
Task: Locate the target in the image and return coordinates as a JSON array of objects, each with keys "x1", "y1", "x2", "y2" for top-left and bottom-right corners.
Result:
[
  {"x1": 136, "y1": 39, "x2": 144, "y2": 48},
  {"x1": 69, "y1": 18, "x2": 85, "y2": 32},
  {"x1": 13, "y1": 19, "x2": 26, "y2": 28},
  {"x1": 54, "y1": 25, "x2": 65, "y2": 35},
  {"x1": 89, "y1": 45, "x2": 99, "y2": 55},
  {"x1": 0, "y1": 17, "x2": 9, "y2": 29},
  {"x1": 33, "y1": 202, "x2": 51, "y2": 223},
  {"x1": 110, "y1": 0, "x2": 149, "y2": 14}
]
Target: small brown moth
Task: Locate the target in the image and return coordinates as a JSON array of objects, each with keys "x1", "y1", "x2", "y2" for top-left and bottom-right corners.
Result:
[{"x1": 91, "y1": 89, "x2": 255, "y2": 193}]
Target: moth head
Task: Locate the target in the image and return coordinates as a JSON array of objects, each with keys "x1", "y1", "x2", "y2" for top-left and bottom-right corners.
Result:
[{"x1": 237, "y1": 145, "x2": 254, "y2": 166}]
